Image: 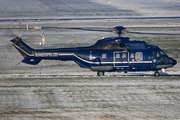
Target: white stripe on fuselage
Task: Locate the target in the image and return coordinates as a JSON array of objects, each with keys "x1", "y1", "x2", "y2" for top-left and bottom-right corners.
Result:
[
  {"x1": 34, "y1": 52, "x2": 153, "y2": 64},
  {"x1": 58, "y1": 53, "x2": 152, "y2": 64}
]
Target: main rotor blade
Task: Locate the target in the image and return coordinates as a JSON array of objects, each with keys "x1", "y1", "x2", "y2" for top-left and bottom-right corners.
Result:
[
  {"x1": 1, "y1": 25, "x2": 180, "y2": 36},
  {"x1": 40, "y1": 26, "x2": 180, "y2": 36},
  {"x1": 0, "y1": 31, "x2": 111, "y2": 36},
  {"x1": 127, "y1": 31, "x2": 180, "y2": 35},
  {"x1": 41, "y1": 26, "x2": 111, "y2": 32},
  {"x1": 40, "y1": 25, "x2": 180, "y2": 30}
]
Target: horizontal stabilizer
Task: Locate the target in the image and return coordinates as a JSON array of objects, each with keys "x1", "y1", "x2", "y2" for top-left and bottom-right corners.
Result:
[{"x1": 22, "y1": 58, "x2": 42, "y2": 65}]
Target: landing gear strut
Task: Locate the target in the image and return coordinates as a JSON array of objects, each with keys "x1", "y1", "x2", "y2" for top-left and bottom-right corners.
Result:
[
  {"x1": 97, "y1": 71, "x2": 104, "y2": 76},
  {"x1": 154, "y1": 71, "x2": 160, "y2": 76}
]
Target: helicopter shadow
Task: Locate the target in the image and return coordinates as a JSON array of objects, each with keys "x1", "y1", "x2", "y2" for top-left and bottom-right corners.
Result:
[{"x1": 121, "y1": 72, "x2": 180, "y2": 77}]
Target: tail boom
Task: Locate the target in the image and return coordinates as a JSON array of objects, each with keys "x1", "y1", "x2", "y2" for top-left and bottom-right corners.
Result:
[{"x1": 10, "y1": 37, "x2": 75, "y2": 65}]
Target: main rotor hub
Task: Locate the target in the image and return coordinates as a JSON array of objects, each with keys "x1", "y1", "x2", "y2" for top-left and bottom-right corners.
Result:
[{"x1": 112, "y1": 26, "x2": 126, "y2": 37}]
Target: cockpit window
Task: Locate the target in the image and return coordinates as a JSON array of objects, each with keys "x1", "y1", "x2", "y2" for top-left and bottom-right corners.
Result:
[
  {"x1": 157, "y1": 52, "x2": 160, "y2": 57},
  {"x1": 160, "y1": 50, "x2": 167, "y2": 57},
  {"x1": 153, "y1": 51, "x2": 160, "y2": 57},
  {"x1": 153, "y1": 50, "x2": 168, "y2": 58}
]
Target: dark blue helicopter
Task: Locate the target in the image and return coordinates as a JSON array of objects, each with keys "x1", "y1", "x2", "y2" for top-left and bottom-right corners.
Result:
[{"x1": 10, "y1": 26, "x2": 177, "y2": 76}]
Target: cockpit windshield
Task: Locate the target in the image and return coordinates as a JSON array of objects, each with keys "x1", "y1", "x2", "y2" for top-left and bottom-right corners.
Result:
[
  {"x1": 153, "y1": 49, "x2": 168, "y2": 58},
  {"x1": 160, "y1": 50, "x2": 168, "y2": 57}
]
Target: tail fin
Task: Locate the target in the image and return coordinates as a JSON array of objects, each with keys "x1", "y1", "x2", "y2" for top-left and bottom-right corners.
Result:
[
  {"x1": 10, "y1": 37, "x2": 42, "y2": 65},
  {"x1": 10, "y1": 37, "x2": 34, "y2": 57}
]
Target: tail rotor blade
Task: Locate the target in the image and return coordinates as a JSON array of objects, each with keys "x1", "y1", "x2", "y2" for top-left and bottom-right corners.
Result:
[
  {"x1": 2, "y1": 27, "x2": 17, "y2": 53},
  {"x1": 2, "y1": 22, "x2": 29, "y2": 53},
  {"x1": 3, "y1": 27, "x2": 17, "y2": 38},
  {"x1": 18, "y1": 22, "x2": 27, "y2": 38},
  {"x1": 22, "y1": 30, "x2": 36, "y2": 47},
  {"x1": 3, "y1": 45, "x2": 10, "y2": 53}
]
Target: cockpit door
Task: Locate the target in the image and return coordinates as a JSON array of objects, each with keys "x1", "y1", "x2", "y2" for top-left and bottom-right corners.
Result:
[
  {"x1": 152, "y1": 50, "x2": 160, "y2": 67},
  {"x1": 113, "y1": 51, "x2": 129, "y2": 67}
]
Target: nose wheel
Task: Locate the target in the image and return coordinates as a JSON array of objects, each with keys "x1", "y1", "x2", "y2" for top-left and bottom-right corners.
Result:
[
  {"x1": 97, "y1": 71, "x2": 104, "y2": 76},
  {"x1": 154, "y1": 71, "x2": 160, "y2": 76}
]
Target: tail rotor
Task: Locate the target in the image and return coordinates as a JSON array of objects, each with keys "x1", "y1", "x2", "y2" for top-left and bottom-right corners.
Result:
[
  {"x1": 2, "y1": 22, "x2": 36, "y2": 52},
  {"x1": 1, "y1": 22, "x2": 37, "y2": 65}
]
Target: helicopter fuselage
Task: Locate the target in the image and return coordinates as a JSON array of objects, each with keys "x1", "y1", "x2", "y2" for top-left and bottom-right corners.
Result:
[{"x1": 10, "y1": 37, "x2": 177, "y2": 76}]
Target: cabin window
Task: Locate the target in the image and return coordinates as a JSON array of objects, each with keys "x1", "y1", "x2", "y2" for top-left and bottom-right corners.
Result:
[
  {"x1": 130, "y1": 53, "x2": 135, "y2": 58},
  {"x1": 122, "y1": 53, "x2": 126, "y2": 59},
  {"x1": 89, "y1": 54, "x2": 93, "y2": 60},
  {"x1": 116, "y1": 53, "x2": 120, "y2": 58},
  {"x1": 135, "y1": 52, "x2": 143, "y2": 61},
  {"x1": 102, "y1": 53, "x2": 107, "y2": 59}
]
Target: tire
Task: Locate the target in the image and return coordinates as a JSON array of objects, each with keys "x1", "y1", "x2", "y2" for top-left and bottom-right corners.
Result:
[
  {"x1": 97, "y1": 71, "x2": 104, "y2": 76},
  {"x1": 154, "y1": 71, "x2": 160, "y2": 76}
]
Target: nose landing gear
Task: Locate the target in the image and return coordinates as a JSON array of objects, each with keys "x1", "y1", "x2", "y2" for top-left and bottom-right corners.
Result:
[{"x1": 97, "y1": 71, "x2": 104, "y2": 76}]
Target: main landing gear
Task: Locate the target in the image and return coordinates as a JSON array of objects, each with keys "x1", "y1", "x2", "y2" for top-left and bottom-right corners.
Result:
[
  {"x1": 97, "y1": 71, "x2": 104, "y2": 76},
  {"x1": 154, "y1": 71, "x2": 160, "y2": 76}
]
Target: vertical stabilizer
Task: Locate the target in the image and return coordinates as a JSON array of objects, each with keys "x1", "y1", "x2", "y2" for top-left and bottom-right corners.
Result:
[{"x1": 10, "y1": 37, "x2": 34, "y2": 57}]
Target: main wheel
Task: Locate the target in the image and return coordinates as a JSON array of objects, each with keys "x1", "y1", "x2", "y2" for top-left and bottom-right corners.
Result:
[
  {"x1": 97, "y1": 71, "x2": 104, "y2": 76},
  {"x1": 154, "y1": 71, "x2": 160, "y2": 76}
]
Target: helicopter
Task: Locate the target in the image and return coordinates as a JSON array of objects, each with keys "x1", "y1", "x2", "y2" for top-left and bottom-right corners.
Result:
[{"x1": 8, "y1": 25, "x2": 179, "y2": 76}]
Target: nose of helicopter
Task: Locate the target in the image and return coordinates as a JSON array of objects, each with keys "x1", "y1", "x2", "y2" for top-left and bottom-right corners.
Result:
[{"x1": 172, "y1": 58, "x2": 177, "y2": 66}]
